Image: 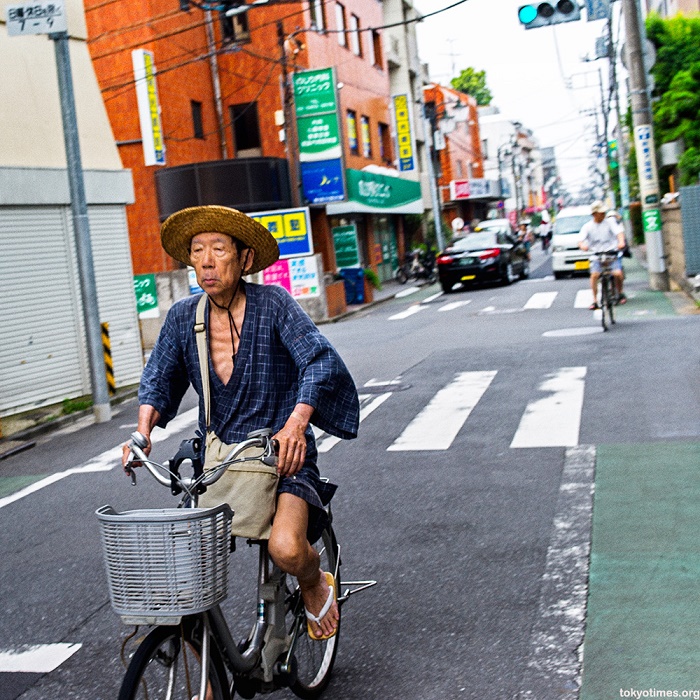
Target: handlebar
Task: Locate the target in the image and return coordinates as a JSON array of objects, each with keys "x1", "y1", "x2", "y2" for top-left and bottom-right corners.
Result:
[{"x1": 124, "y1": 429, "x2": 278, "y2": 499}]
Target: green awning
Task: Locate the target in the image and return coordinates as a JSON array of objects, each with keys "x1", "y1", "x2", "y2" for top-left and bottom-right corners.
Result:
[{"x1": 326, "y1": 168, "x2": 424, "y2": 215}]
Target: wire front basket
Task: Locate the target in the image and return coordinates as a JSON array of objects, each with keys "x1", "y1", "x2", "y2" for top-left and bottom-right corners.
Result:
[{"x1": 97, "y1": 504, "x2": 233, "y2": 623}]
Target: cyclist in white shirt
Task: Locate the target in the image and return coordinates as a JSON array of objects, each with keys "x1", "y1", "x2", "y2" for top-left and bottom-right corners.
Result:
[{"x1": 578, "y1": 201, "x2": 627, "y2": 309}]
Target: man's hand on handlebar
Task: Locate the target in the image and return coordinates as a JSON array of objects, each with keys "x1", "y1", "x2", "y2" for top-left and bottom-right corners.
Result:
[
  {"x1": 273, "y1": 404, "x2": 314, "y2": 478},
  {"x1": 121, "y1": 432, "x2": 152, "y2": 476}
]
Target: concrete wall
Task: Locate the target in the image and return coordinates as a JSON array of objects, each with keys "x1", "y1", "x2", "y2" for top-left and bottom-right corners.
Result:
[{"x1": 661, "y1": 201, "x2": 690, "y2": 292}]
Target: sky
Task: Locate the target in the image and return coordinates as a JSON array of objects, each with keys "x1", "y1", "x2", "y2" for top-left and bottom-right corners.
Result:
[{"x1": 412, "y1": 0, "x2": 624, "y2": 196}]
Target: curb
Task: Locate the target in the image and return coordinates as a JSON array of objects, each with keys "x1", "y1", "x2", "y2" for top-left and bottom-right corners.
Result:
[{"x1": 0, "y1": 387, "x2": 139, "y2": 458}]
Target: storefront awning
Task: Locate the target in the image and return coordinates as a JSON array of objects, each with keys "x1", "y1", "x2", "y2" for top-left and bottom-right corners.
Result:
[{"x1": 326, "y1": 168, "x2": 424, "y2": 215}]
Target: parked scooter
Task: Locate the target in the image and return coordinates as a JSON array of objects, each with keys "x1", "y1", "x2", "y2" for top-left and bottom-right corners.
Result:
[{"x1": 395, "y1": 249, "x2": 437, "y2": 284}]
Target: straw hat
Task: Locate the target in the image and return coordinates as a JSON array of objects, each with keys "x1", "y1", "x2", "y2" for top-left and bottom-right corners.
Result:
[
  {"x1": 161, "y1": 205, "x2": 279, "y2": 274},
  {"x1": 591, "y1": 200, "x2": 606, "y2": 214}
]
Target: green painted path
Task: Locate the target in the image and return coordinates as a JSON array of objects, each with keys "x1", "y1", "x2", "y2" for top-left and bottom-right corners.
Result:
[{"x1": 581, "y1": 442, "x2": 700, "y2": 699}]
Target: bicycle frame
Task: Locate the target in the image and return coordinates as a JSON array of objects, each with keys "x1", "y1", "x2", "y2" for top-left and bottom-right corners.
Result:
[{"x1": 114, "y1": 431, "x2": 376, "y2": 699}]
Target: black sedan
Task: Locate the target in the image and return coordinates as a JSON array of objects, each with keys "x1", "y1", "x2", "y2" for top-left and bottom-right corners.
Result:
[{"x1": 436, "y1": 229, "x2": 530, "y2": 293}]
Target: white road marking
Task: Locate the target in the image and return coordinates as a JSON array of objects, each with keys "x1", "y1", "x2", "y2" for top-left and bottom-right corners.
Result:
[
  {"x1": 574, "y1": 289, "x2": 594, "y2": 308},
  {"x1": 524, "y1": 292, "x2": 558, "y2": 309},
  {"x1": 388, "y1": 305, "x2": 427, "y2": 321},
  {"x1": 388, "y1": 371, "x2": 497, "y2": 451},
  {"x1": 0, "y1": 408, "x2": 199, "y2": 510},
  {"x1": 481, "y1": 305, "x2": 496, "y2": 312},
  {"x1": 510, "y1": 367, "x2": 587, "y2": 448},
  {"x1": 438, "y1": 300, "x2": 472, "y2": 312},
  {"x1": 395, "y1": 286, "x2": 420, "y2": 298},
  {"x1": 422, "y1": 292, "x2": 444, "y2": 304},
  {"x1": 0, "y1": 643, "x2": 82, "y2": 673},
  {"x1": 543, "y1": 327, "x2": 603, "y2": 337},
  {"x1": 316, "y1": 392, "x2": 392, "y2": 452}
]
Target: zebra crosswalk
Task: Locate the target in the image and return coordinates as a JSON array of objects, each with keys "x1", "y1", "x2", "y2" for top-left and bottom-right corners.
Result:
[
  {"x1": 388, "y1": 289, "x2": 597, "y2": 320},
  {"x1": 314, "y1": 367, "x2": 588, "y2": 452}
]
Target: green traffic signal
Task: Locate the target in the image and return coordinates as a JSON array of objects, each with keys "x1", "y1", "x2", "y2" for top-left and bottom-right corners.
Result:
[
  {"x1": 518, "y1": 5, "x2": 538, "y2": 23},
  {"x1": 518, "y1": 1, "x2": 582, "y2": 29}
]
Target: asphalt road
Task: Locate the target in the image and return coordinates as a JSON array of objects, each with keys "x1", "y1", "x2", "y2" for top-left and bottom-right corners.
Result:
[{"x1": 1, "y1": 252, "x2": 698, "y2": 699}]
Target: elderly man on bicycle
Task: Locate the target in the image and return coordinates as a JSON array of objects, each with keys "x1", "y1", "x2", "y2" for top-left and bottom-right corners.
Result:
[
  {"x1": 578, "y1": 200, "x2": 627, "y2": 309},
  {"x1": 122, "y1": 205, "x2": 359, "y2": 641}
]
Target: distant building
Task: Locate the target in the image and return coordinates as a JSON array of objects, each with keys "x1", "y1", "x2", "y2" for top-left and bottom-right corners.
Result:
[
  {"x1": 646, "y1": 0, "x2": 700, "y2": 15},
  {"x1": 423, "y1": 84, "x2": 491, "y2": 233}
]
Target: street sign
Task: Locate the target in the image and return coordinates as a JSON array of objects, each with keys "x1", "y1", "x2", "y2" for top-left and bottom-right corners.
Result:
[
  {"x1": 585, "y1": 0, "x2": 610, "y2": 21},
  {"x1": 6, "y1": 0, "x2": 67, "y2": 35},
  {"x1": 642, "y1": 209, "x2": 662, "y2": 233}
]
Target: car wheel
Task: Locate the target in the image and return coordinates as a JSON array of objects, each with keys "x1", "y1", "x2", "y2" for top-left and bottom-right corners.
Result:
[
  {"x1": 553, "y1": 271, "x2": 565, "y2": 280},
  {"x1": 520, "y1": 261, "x2": 530, "y2": 279},
  {"x1": 441, "y1": 280, "x2": 457, "y2": 294}
]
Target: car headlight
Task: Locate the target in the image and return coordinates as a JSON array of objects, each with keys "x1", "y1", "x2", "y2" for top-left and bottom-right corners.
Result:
[{"x1": 553, "y1": 245, "x2": 565, "y2": 252}]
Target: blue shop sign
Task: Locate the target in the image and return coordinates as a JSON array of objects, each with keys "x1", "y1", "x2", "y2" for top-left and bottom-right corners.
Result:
[{"x1": 300, "y1": 158, "x2": 346, "y2": 204}]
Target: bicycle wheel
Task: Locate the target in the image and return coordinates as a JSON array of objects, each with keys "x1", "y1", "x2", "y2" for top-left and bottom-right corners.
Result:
[
  {"x1": 287, "y1": 526, "x2": 341, "y2": 699},
  {"x1": 119, "y1": 620, "x2": 230, "y2": 700},
  {"x1": 601, "y1": 276, "x2": 614, "y2": 331}
]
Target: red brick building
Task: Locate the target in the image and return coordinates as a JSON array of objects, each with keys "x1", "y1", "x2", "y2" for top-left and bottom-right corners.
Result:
[
  {"x1": 423, "y1": 84, "x2": 492, "y2": 232},
  {"x1": 85, "y1": 1, "x2": 424, "y2": 306}
]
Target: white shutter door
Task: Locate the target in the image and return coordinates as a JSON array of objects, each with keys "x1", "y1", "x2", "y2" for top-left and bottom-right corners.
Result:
[
  {"x1": 0, "y1": 207, "x2": 88, "y2": 415},
  {"x1": 89, "y1": 205, "x2": 144, "y2": 387}
]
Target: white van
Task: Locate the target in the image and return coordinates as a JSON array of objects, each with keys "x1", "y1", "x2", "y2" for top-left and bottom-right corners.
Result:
[{"x1": 551, "y1": 205, "x2": 592, "y2": 279}]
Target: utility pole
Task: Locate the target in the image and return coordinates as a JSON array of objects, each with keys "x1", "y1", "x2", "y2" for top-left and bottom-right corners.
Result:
[
  {"x1": 204, "y1": 9, "x2": 228, "y2": 159},
  {"x1": 622, "y1": 0, "x2": 669, "y2": 290},
  {"x1": 52, "y1": 32, "x2": 112, "y2": 422},
  {"x1": 422, "y1": 96, "x2": 446, "y2": 252}
]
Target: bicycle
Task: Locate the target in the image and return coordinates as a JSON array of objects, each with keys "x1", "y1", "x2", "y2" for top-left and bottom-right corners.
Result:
[
  {"x1": 98, "y1": 429, "x2": 376, "y2": 700},
  {"x1": 591, "y1": 250, "x2": 620, "y2": 331}
]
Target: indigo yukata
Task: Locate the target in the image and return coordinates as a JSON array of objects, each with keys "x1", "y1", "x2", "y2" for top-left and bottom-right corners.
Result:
[{"x1": 139, "y1": 282, "x2": 360, "y2": 539}]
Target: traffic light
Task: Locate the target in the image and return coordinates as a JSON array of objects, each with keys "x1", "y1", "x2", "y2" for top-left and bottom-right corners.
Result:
[{"x1": 518, "y1": 1, "x2": 582, "y2": 29}]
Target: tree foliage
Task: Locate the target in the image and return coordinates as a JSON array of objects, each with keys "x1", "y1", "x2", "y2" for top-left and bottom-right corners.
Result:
[
  {"x1": 450, "y1": 67, "x2": 492, "y2": 106},
  {"x1": 647, "y1": 14, "x2": 700, "y2": 185}
]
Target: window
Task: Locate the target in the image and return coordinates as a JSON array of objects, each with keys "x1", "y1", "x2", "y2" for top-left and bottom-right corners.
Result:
[
  {"x1": 335, "y1": 3, "x2": 347, "y2": 47},
  {"x1": 309, "y1": 0, "x2": 325, "y2": 30},
  {"x1": 379, "y1": 122, "x2": 392, "y2": 164},
  {"x1": 456, "y1": 160, "x2": 464, "y2": 178},
  {"x1": 482, "y1": 138, "x2": 489, "y2": 160},
  {"x1": 371, "y1": 30, "x2": 382, "y2": 67},
  {"x1": 346, "y1": 110, "x2": 359, "y2": 155},
  {"x1": 349, "y1": 14, "x2": 361, "y2": 55},
  {"x1": 191, "y1": 100, "x2": 204, "y2": 139},
  {"x1": 221, "y1": 9, "x2": 250, "y2": 43},
  {"x1": 361, "y1": 115, "x2": 371, "y2": 157},
  {"x1": 230, "y1": 102, "x2": 261, "y2": 155}
]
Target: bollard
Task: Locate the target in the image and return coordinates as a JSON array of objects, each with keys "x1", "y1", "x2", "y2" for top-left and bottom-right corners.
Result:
[{"x1": 101, "y1": 322, "x2": 116, "y2": 396}]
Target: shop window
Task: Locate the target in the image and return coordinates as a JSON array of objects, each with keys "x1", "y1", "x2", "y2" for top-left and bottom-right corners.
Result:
[
  {"x1": 230, "y1": 102, "x2": 262, "y2": 156},
  {"x1": 309, "y1": 0, "x2": 325, "y2": 31},
  {"x1": 349, "y1": 14, "x2": 361, "y2": 55},
  {"x1": 361, "y1": 115, "x2": 372, "y2": 158},
  {"x1": 379, "y1": 122, "x2": 392, "y2": 164},
  {"x1": 191, "y1": 100, "x2": 204, "y2": 139},
  {"x1": 335, "y1": 3, "x2": 347, "y2": 47},
  {"x1": 347, "y1": 110, "x2": 359, "y2": 155}
]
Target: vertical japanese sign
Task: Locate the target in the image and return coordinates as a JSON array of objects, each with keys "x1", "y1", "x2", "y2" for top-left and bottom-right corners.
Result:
[
  {"x1": 393, "y1": 94, "x2": 415, "y2": 172},
  {"x1": 634, "y1": 125, "x2": 659, "y2": 205},
  {"x1": 293, "y1": 67, "x2": 345, "y2": 204},
  {"x1": 332, "y1": 224, "x2": 361, "y2": 268},
  {"x1": 132, "y1": 49, "x2": 165, "y2": 166},
  {"x1": 133, "y1": 274, "x2": 159, "y2": 318}
]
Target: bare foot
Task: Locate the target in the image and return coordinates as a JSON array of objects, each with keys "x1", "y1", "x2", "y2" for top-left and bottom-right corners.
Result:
[{"x1": 301, "y1": 570, "x2": 339, "y2": 639}]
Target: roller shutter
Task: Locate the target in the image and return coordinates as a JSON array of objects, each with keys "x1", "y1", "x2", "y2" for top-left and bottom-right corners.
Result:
[
  {"x1": 0, "y1": 205, "x2": 143, "y2": 417},
  {"x1": 0, "y1": 207, "x2": 88, "y2": 415}
]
